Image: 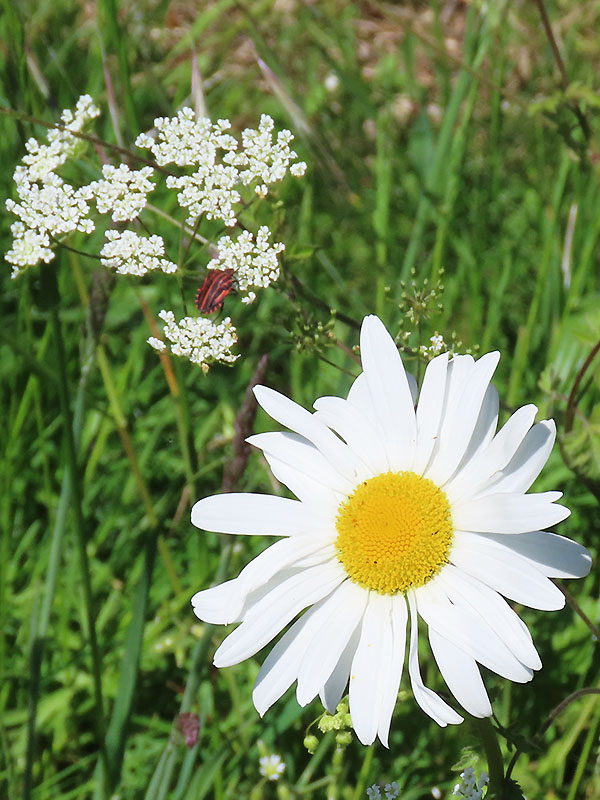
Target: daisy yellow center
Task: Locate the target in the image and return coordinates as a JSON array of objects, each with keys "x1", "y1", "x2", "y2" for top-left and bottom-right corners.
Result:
[{"x1": 335, "y1": 471, "x2": 454, "y2": 595}]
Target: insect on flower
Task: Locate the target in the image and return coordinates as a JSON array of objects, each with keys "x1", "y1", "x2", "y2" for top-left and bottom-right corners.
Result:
[{"x1": 195, "y1": 269, "x2": 234, "y2": 314}]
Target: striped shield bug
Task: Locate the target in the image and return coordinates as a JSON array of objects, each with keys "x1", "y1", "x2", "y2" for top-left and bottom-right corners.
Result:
[{"x1": 194, "y1": 269, "x2": 234, "y2": 314}]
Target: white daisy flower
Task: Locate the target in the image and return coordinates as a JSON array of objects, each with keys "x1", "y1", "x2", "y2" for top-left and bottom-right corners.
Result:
[{"x1": 190, "y1": 315, "x2": 591, "y2": 746}]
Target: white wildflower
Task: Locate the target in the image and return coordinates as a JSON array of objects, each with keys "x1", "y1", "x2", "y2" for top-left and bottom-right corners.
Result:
[
  {"x1": 258, "y1": 753, "x2": 286, "y2": 782},
  {"x1": 420, "y1": 332, "x2": 447, "y2": 358},
  {"x1": 87, "y1": 164, "x2": 155, "y2": 221},
  {"x1": 167, "y1": 165, "x2": 241, "y2": 227},
  {"x1": 147, "y1": 337, "x2": 166, "y2": 353},
  {"x1": 150, "y1": 310, "x2": 238, "y2": 371},
  {"x1": 367, "y1": 787, "x2": 381, "y2": 799},
  {"x1": 5, "y1": 96, "x2": 100, "y2": 275},
  {"x1": 208, "y1": 226, "x2": 284, "y2": 301},
  {"x1": 384, "y1": 782, "x2": 399, "y2": 799},
  {"x1": 7, "y1": 179, "x2": 94, "y2": 237},
  {"x1": 19, "y1": 94, "x2": 100, "y2": 183},
  {"x1": 224, "y1": 114, "x2": 306, "y2": 193},
  {"x1": 100, "y1": 230, "x2": 177, "y2": 276},
  {"x1": 135, "y1": 109, "x2": 237, "y2": 168},
  {"x1": 5, "y1": 223, "x2": 53, "y2": 277},
  {"x1": 190, "y1": 315, "x2": 589, "y2": 746},
  {"x1": 453, "y1": 768, "x2": 489, "y2": 799}
]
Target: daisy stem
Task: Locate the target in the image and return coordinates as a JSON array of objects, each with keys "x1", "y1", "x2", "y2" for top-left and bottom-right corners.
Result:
[{"x1": 471, "y1": 717, "x2": 504, "y2": 796}]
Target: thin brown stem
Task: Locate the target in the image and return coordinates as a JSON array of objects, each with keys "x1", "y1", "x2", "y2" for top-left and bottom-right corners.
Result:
[
  {"x1": 506, "y1": 688, "x2": 600, "y2": 781},
  {"x1": 533, "y1": 0, "x2": 591, "y2": 141},
  {"x1": 0, "y1": 104, "x2": 168, "y2": 173},
  {"x1": 565, "y1": 338, "x2": 600, "y2": 433},
  {"x1": 557, "y1": 581, "x2": 600, "y2": 641},
  {"x1": 533, "y1": 0, "x2": 569, "y2": 85}
]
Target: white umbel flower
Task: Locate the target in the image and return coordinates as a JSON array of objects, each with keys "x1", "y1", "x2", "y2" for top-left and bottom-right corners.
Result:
[
  {"x1": 207, "y1": 226, "x2": 284, "y2": 302},
  {"x1": 190, "y1": 315, "x2": 591, "y2": 746},
  {"x1": 100, "y1": 230, "x2": 177, "y2": 276},
  {"x1": 149, "y1": 310, "x2": 238, "y2": 371},
  {"x1": 86, "y1": 164, "x2": 155, "y2": 221},
  {"x1": 224, "y1": 114, "x2": 306, "y2": 194}
]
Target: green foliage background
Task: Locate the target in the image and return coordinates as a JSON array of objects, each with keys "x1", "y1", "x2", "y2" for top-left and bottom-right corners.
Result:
[{"x1": 1, "y1": 1, "x2": 599, "y2": 798}]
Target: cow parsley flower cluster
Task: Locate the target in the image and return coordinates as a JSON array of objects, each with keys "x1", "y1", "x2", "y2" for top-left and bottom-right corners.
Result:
[
  {"x1": 6, "y1": 98, "x2": 305, "y2": 370},
  {"x1": 136, "y1": 109, "x2": 306, "y2": 226},
  {"x1": 223, "y1": 113, "x2": 307, "y2": 197},
  {"x1": 207, "y1": 226, "x2": 285, "y2": 304},
  {"x1": 6, "y1": 95, "x2": 100, "y2": 277},
  {"x1": 453, "y1": 768, "x2": 488, "y2": 799},
  {"x1": 100, "y1": 230, "x2": 177, "y2": 277},
  {"x1": 86, "y1": 164, "x2": 155, "y2": 222},
  {"x1": 148, "y1": 310, "x2": 239, "y2": 373}
]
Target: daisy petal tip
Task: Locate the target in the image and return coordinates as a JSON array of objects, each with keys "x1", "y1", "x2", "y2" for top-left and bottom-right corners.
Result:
[
  {"x1": 354, "y1": 727, "x2": 376, "y2": 747},
  {"x1": 252, "y1": 384, "x2": 270, "y2": 404},
  {"x1": 377, "y1": 731, "x2": 390, "y2": 749},
  {"x1": 190, "y1": 497, "x2": 212, "y2": 529},
  {"x1": 252, "y1": 697, "x2": 268, "y2": 718}
]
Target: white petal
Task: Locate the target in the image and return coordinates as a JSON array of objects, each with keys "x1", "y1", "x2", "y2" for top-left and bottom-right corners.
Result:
[
  {"x1": 447, "y1": 384, "x2": 499, "y2": 484},
  {"x1": 452, "y1": 491, "x2": 570, "y2": 533},
  {"x1": 413, "y1": 352, "x2": 449, "y2": 475},
  {"x1": 432, "y1": 354, "x2": 476, "y2": 441},
  {"x1": 214, "y1": 560, "x2": 345, "y2": 667},
  {"x1": 445, "y1": 405, "x2": 537, "y2": 503},
  {"x1": 406, "y1": 592, "x2": 463, "y2": 726},
  {"x1": 377, "y1": 594, "x2": 408, "y2": 746},
  {"x1": 346, "y1": 372, "x2": 373, "y2": 415},
  {"x1": 435, "y1": 566, "x2": 541, "y2": 670},
  {"x1": 484, "y1": 421, "x2": 556, "y2": 494},
  {"x1": 428, "y1": 629, "x2": 492, "y2": 717},
  {"x1": 265, "y1": 456, "x2": 341, "y2": 516},
  {"x1": 248, "y1": 431, "x2": 354, "y2": 495},
  {"x1": 313, "y1": 396, "x2": 388, "y2": 475},
  {"x1": 191, "y1": 493, "x2": 320, "y2": 536},
  {"x1": 191, "y1": 536, "x2": 332, "y2": 624},
  {"x1": 253, "y1": 385, "x2": 366, "y2": 484},
  {"x1": 451, "y1": 531, "x2": 566, "y2": 610},
  {"x1": 416, "y1": 581, "x2": 534, "y2": 682},
  {"x1": 320, "y1": 626, "x2": 362, "y2": 713},
  {"x1": 349, "y1": 593, "x2": 393, "y2": 745},
  {"x1": 253, "y1": 602, "x2": 326, "y2": 716},
  {"x1": 426, "y1": 352, "x2": 500, "y2": 486},
  {"x1": 483, "y1": 531, "x2": 592, "y2": 579},
  {"x1": 296, "y1": 580, "x2": 367, "y2": 706},
  {"x1": 360, "y1": 315, "x2": 417, "y2": 471}
]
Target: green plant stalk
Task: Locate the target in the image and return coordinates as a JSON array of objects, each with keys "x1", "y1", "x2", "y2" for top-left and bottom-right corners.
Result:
[
  {"x1": 23, "y1": 379, "x2": 88, "y2": 800},
  {"x1": 399, "y1": 4, "x2": 489, "y2": 283},
  {"x1": 472, "y1": 717, "x2": 504, "y2": 797},
  {"x1": 507, "y1": 153, "x2": 570, "y2": 406},
  {"x1": 96, "y1": 342, "x2": 158, "y2": 527},
  {"x1": 565, "y1": 700, "x2": 600, "y2": 800},
  {"x1": 351, "y1": 745, "x2": 374, "y2": 800},
  {"x1": 50, "y1": 297, "x2": 108, "y2": 793},
  {"x1": 97, "y1": 531, "x2": 159, "y2": 794},
  {"x1": 326, "y1": 742, "x2": 345, "y2": 800},
  {"x1": 144, "y1": 541, "x2": 233, "y2": 799},
  {"x1": 97, "y1": 0, "x2": 139, "y2": 136}
]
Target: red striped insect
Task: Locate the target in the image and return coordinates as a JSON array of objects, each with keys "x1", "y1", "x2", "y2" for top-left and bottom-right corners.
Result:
[{"x1": 194, "y1": 268, "x2": 234, "y2": 314}]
